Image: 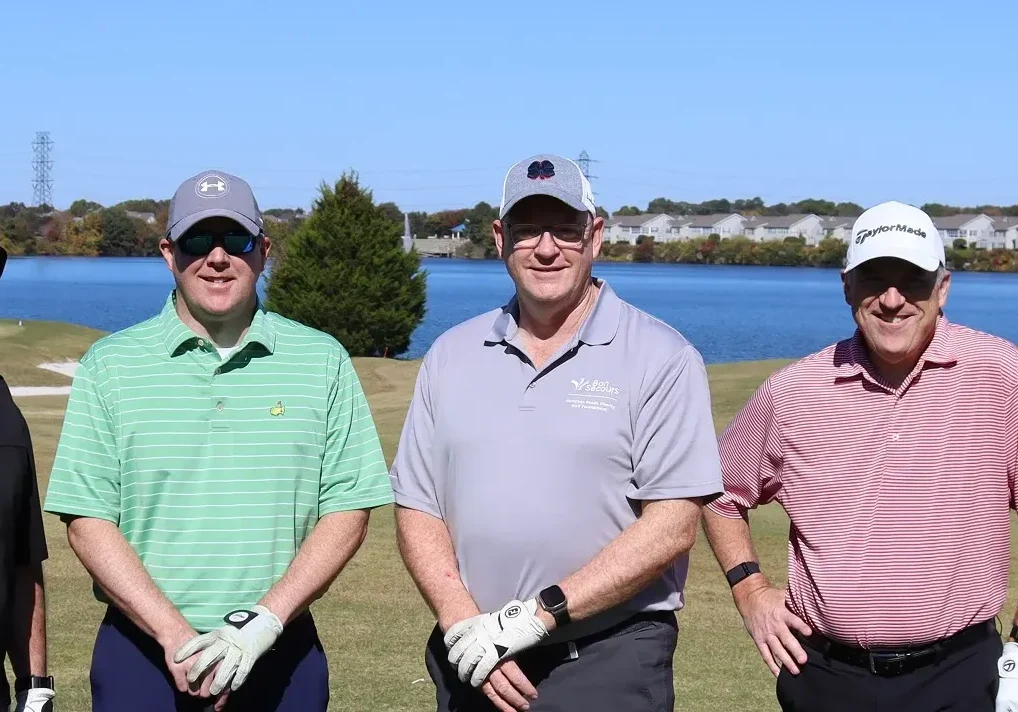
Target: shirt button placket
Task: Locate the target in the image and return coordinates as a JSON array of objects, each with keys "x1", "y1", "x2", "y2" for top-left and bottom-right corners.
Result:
[{"x1": 519, "y1": 379, "x2": 537, "y2": 412}]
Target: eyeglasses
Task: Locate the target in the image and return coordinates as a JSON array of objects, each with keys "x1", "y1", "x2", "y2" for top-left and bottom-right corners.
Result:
[
  {"x1": 506, "y1": 223, "x2": 588, "y2": 248},
  {"x1": 176, "y1": 231, "x2": 260, "y2": 257}
]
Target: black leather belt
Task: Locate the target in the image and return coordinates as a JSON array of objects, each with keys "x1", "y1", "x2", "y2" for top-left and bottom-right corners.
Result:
[
  {"x1": 524, "y1": 610, "x2": 676, "y2": 664},
  {"x1": 799, "y1": 619, "x2": 996, "y2": 676}
]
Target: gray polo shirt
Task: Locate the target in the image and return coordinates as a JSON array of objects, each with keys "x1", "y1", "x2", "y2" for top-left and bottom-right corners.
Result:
[{"x1": 390, "y1": 279, "x2": 723, "y2": 637}]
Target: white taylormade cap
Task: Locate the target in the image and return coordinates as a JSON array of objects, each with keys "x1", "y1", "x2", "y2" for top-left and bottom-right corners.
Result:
[{"x1": 844, "y1": 200, "x2": 945, "y2": 273}]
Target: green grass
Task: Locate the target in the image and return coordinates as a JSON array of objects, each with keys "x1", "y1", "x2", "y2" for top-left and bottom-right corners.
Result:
[
  {"x1": 4, "y1": 323, "x2": 1018, "y2": 711},
  {"x1": 0, "y1": 320, "x2": 106, "y2": 387}
]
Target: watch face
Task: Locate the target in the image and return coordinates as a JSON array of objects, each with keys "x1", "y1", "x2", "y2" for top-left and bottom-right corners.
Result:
[{"x1": 541, "y1": 586, "x2": 566, "y2": 609}]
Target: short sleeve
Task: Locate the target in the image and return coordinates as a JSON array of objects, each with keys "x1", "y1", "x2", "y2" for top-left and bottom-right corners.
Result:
[
  {"x1": 318, "y1": 350, "x2": 394, "y2": 515},
  {"x1": 43, "y1": 354, "x2": 122, "y2": 523},
  {"x1": 16, "y1": 421, "x2": 48, "y2": 566},
  {"x1": 706, "y1": 377, "x2": 784, "y2": 519},
  {"x1": 629, "y1": 345, "x2": 725, "y2": 501},
  {"x1": 389, "y1": 355, "x2": 441, "y2": 518}
]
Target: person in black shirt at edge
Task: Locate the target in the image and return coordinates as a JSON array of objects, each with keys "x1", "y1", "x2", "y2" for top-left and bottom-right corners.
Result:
[{"x1": 0, "y1": 244, "x2": 54, "y2": 711}]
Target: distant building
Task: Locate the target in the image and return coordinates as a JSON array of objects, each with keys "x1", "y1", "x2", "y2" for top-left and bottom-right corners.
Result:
[
  {"x1": 125, "y1": 211, "x2": 157, "y2": 224},
  {"x1": 744, "y1": 214, "x2": 825, "y2": 245}
]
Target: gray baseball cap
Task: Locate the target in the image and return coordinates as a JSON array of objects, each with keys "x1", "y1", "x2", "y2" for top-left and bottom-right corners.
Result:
[
  {"x1": 498, "y1": 154, "x2": 597, "y2": 219},
  {"x1": 166, "y1": 169, "x2": 263, "y2": 241}
]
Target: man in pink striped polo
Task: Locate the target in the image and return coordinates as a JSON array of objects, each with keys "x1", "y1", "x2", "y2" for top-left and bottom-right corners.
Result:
[{"x1": 703, "y1": 200, "x2": 1018, "y2": 711}]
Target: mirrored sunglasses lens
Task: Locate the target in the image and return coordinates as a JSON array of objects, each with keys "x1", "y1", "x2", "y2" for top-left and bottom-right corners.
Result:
[
  {"x1": 223, "y1": 235, "x2": 255, "y2": 254},
  {"x1": 179, "y1": 235, "x2": 214, "y2": 255}
]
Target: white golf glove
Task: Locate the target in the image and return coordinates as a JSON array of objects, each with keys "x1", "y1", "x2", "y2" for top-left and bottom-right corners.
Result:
[
  {"x1": 173, "y1": 605, "x2": 283, "y2": 695},
  {"x1": 14, "y1": 687, "x2": 55, "y2": 712},
  {"x1": 998, "y1": 642, "x2": 1018, "y2": 711},
  {"x1": 444, "y1": 599, "x2": 549, "y2": 687}
]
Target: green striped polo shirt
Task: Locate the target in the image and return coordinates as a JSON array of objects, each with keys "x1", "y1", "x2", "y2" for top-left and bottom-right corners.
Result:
[{"x1": 43, "y1": 291, "x2": 393, "y2": 631}]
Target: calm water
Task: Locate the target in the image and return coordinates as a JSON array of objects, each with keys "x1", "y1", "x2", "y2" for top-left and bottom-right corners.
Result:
[{"x1": 1, "y1": 256, "x2": 1017, "y2": 363}]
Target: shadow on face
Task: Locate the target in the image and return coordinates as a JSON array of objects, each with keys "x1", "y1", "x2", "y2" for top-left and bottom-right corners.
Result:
[
  {"x1": 158, "y1": 216, "x2": 271, "y2": 323},
  {"x1": 492, "y1": 195, "x2": 603, "y2": 307},
  {"x1": 843, "y1": 256, "x2": 950, "y2": 376}
]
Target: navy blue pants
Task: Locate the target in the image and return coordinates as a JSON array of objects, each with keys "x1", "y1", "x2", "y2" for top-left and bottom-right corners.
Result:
[{"x1": 90, "y1": 608, "x2": 329, "y2": 712}]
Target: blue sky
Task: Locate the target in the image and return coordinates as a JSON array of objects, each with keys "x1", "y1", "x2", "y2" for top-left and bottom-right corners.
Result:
[{"x1": 1, "y1": 0, "x2": 1015, "y2": 214}]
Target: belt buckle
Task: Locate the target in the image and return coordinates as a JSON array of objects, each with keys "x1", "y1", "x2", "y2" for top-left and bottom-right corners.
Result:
[{"x1": 868, "y1": 650, "x2": 909, "y2": 676}]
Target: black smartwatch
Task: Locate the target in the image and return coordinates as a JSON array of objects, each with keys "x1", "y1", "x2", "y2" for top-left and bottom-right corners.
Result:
[
  {"x1": 725, "y1": 561, "x2": 761, "y2": 588},
  {"x1": 537, "y1": 585, "x2": 570, "y2": 627},
  {"x1": 14, "y1": 675, "x2": 54, "y2": 694}
]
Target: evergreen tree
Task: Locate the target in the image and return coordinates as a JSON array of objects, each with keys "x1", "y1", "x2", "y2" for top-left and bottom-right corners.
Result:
[{"x1": 264, "y1": 173, "x2": 427, "y2": 358}]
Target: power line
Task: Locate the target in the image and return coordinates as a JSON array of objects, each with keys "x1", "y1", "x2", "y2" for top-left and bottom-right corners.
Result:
[{"x1": 32, "y1": 131, "x2": 53, "y2": 208}]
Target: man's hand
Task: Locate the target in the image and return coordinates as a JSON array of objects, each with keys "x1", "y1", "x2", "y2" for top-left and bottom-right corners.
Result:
[
  {"x1": 161, "y1": 624, "x2": 204, "y2": 696},
  {"x1": 173, "y1": 606, "x2": 283, "y2": 695},
  {"x1": 14, "y1": 687, "x2": 55, "y2": 712},
  {"x1": 444, "y1": 599, "x2": 548, "y2": 688},
  {"x1": 997, "y1": 641, "x2": 1018, "y2": 711},
  {"x1": 479, "y1": 660, "x2": 539, "y2": 712},
  {"x1": 736, "y1": 583, "x2": 812, "y2": 676}
]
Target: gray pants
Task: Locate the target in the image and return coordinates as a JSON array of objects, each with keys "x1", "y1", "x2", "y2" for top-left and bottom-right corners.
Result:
[{"x1": 425, "y1": 611, "x2": 678, "y2": 712}]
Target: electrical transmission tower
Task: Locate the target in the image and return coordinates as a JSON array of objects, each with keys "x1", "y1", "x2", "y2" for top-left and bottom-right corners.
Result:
[
  {"x1": 576, "y1": 150, "x2": 598, "y2": 182},
  {"x1": 32, "y1": 131, "x2": 53, "y2": 208}
]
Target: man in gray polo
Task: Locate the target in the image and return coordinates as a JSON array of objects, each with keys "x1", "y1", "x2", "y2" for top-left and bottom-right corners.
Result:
[{"x1": 390, "y1": 154, "x2": 724, "y2": 711}]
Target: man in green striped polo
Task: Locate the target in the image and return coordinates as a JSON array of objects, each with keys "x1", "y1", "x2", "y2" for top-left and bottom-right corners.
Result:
[{"x1": 43, "y1": 170, "x2": 393, "y2": 712}]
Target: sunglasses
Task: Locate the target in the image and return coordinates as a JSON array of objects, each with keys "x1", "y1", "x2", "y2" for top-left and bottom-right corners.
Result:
[
  {"x1": 177, "y1": 231, "x2": 259, "y2": 257},
  {"x1": 506, "y1": 223, "x2": 588, "y2": 248}
]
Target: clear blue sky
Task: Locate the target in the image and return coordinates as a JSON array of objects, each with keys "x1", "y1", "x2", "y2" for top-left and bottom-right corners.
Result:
[{"x1": 2, "y1": 0, "x2": 1015, "y2": 214}]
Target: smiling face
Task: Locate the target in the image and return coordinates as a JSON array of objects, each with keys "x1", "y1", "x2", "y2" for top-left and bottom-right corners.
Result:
[
  {"x1": 159, "y1": 216, "x2": 270, "y2": 327},
  {"x1": 843, "y1": 256, "x2": 950, "y2": 382},
  {"x1": 493, "y1": 195, "x2": 603, "y2": 310}
]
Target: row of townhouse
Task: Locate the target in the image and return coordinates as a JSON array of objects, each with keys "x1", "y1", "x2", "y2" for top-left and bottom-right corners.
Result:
[{"x1": 604, "y1": 213, "x2": 1018, "y2": 249}]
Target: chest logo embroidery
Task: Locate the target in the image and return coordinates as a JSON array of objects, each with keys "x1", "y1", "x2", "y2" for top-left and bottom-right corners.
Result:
[{"x1": 269, "y1": 401, "x2": 285, "y2": 417}]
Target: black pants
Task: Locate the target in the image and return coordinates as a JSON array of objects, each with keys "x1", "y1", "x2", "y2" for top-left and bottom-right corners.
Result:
[
  {"x1": 425, "y1": 611, "x2": 678, "y2": 712},
  {"x1": 777, "y1": 621, "x2": 1002, "y2": 712},
  {"x1": 90, "y1": 607, "x2": 329, "y2": 712}
]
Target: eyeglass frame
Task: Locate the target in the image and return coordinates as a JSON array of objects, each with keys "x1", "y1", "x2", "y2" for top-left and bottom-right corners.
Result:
[{"x1": 500, "y1": 218, "x2": 594, "y2": 250}]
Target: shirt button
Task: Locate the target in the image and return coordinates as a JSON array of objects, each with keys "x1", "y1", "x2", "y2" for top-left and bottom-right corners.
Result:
[
  {"x1": 214, "y1": 367, "x2": 221, "y2": 375},
  {"x1": 198, "y1": 339, "x2": 205, "y2": 347},
  {"x1": 890, "y1": 433, "x2": 900, "y2": 441},
  {"x1": 528, "y1": 383, "x2": 535, "y2": 389},
  {"x1": 216, "y1": 402, "x2": 224, "y2": 412}
]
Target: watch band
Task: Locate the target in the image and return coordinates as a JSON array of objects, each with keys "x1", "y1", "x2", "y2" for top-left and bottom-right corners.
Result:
[
  {"x1": 537, "y1": 585, "x2": 571, "y2": 627},
  {"x1": 1010, "y1": 623, "x2": 1018, "y2": 642},
  {"x1": 14, "y1": 675, "x2": 54, "y2": 693},
  {"x1": 725, "y1": 561, "x2": 761, "y2": 588}
]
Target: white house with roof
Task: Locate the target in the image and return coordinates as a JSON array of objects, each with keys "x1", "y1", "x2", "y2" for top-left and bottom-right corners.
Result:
[
  {"x1": 743, "y1": 214, "x2": 825, "y2": 244},
  {"x1": 604, "y1": 214, "x2": 682, "y2": 243},
  {"x1": 932, "y1": 214, "x2": 995, "y2": 248},
  {"x1": 678, "y1": 213, "x2": 746, "y2": 239},
  {"x1": 820, "y1": 216, "x2": 855, "y2": 242},
  {"x1": 991, "y1": 217, "x2": 1018, "y2": 249}
]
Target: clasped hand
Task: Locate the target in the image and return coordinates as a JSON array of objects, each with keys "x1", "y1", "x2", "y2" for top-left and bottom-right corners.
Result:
[{"x1": 444, "y1": 599, "x2": 548, "y2": 687}]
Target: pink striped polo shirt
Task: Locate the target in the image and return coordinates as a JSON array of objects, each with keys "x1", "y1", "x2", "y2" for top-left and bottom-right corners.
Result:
[{"x1": 707, "y1": 316, "x2": 1018, "y2": 648}]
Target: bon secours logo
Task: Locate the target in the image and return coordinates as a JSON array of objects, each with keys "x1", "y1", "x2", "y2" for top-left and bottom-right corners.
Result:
[{"x1": 570, "y1": 378, "x2": 621, "y2": 396}]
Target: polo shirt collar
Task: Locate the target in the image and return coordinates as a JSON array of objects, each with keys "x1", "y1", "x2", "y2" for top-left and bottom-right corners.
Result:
[
  {"x1": 835, "y1": 314, "x2": 957, "y2": 382},
  {"x1": 159, "y1": 290, "x2": 277, "y2": 356},
  {"x1": 484, "y1": 278, "x2": 622, "y2": 347}
]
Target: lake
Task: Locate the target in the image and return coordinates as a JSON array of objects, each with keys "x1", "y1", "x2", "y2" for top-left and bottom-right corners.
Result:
[{"x1": 1, "y1": 256, "x2": 1017, "y2": 364}]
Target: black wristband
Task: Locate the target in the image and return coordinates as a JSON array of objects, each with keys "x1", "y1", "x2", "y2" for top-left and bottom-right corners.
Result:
[
  {"x1": 1009, "y1": 623, "x2": 1018, "y2": 641},
  {"x1": 725, "y1": 561, "x2": 761, "y2": 588},
  {"x1": 14, "y1": 675, "x2": 53, "y2": 694}
]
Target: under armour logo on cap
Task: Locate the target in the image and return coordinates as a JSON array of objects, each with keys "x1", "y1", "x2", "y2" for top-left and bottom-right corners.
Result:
[
  {"x1": 527, "y1": 160, "x2": 555, "y2": 180},
  {"x1": 196, "y1": 174, "x2": 230, "y2": 198}
]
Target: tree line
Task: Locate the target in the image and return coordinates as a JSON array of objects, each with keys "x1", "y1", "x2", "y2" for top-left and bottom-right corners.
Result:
[
  {"x1": 0, "y1": 201, "x2": 298, "y2": 257},
  {"x1": 5, "y1": 192, "x2": 1018, "y2": 266}
]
